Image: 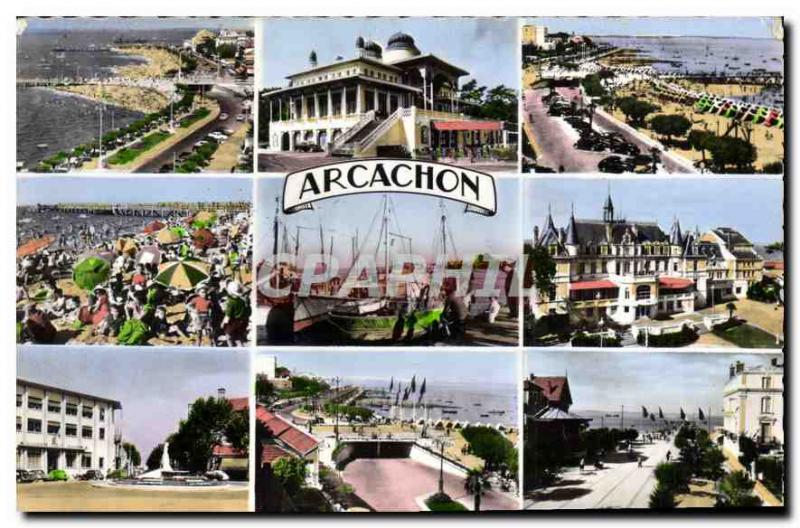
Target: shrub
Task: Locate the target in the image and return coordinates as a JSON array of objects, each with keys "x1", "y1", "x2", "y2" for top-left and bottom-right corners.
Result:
[
  {"x1": 654, "y1": 462, "x2": 691, "y2": 493},
  {"x1": 649, "y1": 483, "x2": 677, "y2": 509},
  {"x1": 637, "y1": 326, "x2": 698, "y2": 347}
]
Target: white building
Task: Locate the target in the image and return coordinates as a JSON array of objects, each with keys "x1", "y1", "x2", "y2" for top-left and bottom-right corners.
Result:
[
  {"x1": 723, "y1": 359, "x2": 784, "y2": 448},
  {"x1": 16, "y1": 379, "x2": 121, "y2": 476},
  {"x1": 263, "y1": 32, "x2": 514, "y2": 157}
]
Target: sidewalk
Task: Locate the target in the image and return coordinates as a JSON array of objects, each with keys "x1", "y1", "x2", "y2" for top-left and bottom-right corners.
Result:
[{"x1": 526, "y1": 438, "x2": 675, "y2": 510}]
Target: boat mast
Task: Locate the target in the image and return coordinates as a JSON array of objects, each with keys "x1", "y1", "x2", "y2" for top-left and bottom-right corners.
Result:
[
  {"x1": 272, "y1": 197, "x2": 279, "y2": 260},
  {"x1": 382, "y1": 195, "x2": 389, "y2": 285}
]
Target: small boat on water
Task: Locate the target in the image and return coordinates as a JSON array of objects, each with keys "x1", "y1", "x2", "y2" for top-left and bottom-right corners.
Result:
[{"x1": 37, "y1": 143, "x2": 48, "y2": 149}]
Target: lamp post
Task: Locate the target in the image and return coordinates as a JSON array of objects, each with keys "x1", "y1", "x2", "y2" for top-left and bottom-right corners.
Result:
[{"x1": 332, "y1": 376, "x2": 341, "y2": 445}]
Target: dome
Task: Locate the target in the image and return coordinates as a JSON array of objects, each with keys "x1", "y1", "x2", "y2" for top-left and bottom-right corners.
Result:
[
  {"x1": 362, "y1": 40, "x2": 382, "y2": 59},
  {"x1": 383, "y1": 32, "x2": 420, "y2": 63},
  {"x1": 386, "y1": 32, "x2": 416, "y2": 50}
]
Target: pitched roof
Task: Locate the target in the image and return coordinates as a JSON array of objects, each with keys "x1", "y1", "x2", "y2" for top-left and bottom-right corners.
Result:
[
  {"x1": 256, "y1": 405, "x2": 319, "y2": 456},
  {"x1": 212, "y1": 445, "x2": 247, "y2": 457},
  {"x1": 571, "y1": 220, "x2": 668, "y2": 245},
  {"x1": 531, "y1": 376, "x2": 570, "y2": 405},
  {"x1": 714, "y1": 227, "x2": 752, "y2": 247},
  {"x1": 227, "y1": 397, "x2": 249, "y2": 412},
  {"x1": 261, "y1": 444, "x2": 292, "y2": 465}
]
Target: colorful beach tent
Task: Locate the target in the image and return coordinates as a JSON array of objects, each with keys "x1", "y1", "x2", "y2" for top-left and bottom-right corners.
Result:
[
  {"x1": 192, "y1": 228, "x2": 217, "y2": 249},
  {"x1": 17, "y1": 235, "x2": 55, "y2": 258},
  {"x1": 143, "y1": 220, "x2": 166, "y2": 234},
  {"x1": 136, "y1": 245, "x2": 162, "y2": 266},
  {"x1": 154, "y1": 258, "x2": 209, "y2": 290},
  {"x1": 72, "y1": 256, "x2": 111, "y2": 291},
  {"x1": 156, "y1": 228, "x2": 181, "y2": 245},
  {"x1": 114, "y1": 238, "x2": 138, "y2": 256}
]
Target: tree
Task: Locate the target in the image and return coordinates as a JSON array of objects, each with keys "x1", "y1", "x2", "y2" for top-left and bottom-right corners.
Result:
[
  {"x1": 255, "y1": 374, "x2": 276, "y2": 403},
  {"x1": 649, "y1": 114, "x2": 692, "y2": 145},
  {"x1": 706, "y1": 136, "x2": 757, "y2": 173},
  {"x1": 649, "y1": 483, "x2": 677, "y2": 509},
  {"x1": 524, "y1": 244, "x2": 556, "y2": 304},
  {"x1": 687, "y1": 129, "x2": 714, "y2": 170},
  {"x1": 716, "y1": 471, "x2": 762, "y2": 508},
  {"x1": 272, "y1": 457, "x2": 307, "y2": 496},
  {"x1": 464, "y1": 468, "x2": 490, "y2": 512},
  {"x1": 479, "y1": 85, "x2": 518, "y2": 123},
  {"x1": 122, "y1": 442, "x2": 142, "y2": 467},
  {"x1": 617, "y1": 97, "x2": 659, "y2": 127},
  {"x1": 458, "y1": 79, "x2": 486, "y2": 106}
]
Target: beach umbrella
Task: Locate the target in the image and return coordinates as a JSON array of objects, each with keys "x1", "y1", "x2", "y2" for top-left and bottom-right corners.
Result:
[
  {"x1": 17, "y1": 235, "x2": 54, "y2": 258},
  {"x1": 114, "y1": 237, "x2": 138, "y2": 256},
  {"x1": 192, "y1": 211, "x2": 217, "y2": 229},
  {"x1": 72, "y1": 256, "x2": 111, "y2": 291},
  {"x1": 192, "y1": 228, "x2": 217, "y2": 250},
  {"x1": 154, "y1": 258, "x2": 209, "y2": 291},
  {"x1": 156, "y1": 228, "x2": 181, "y2": 245},
  {"x1": 143, "y1": 220, "x2": 165, "y2": 234},
  {"x1": 136, "y1": 245, "x2": 162, "y2": 266}
]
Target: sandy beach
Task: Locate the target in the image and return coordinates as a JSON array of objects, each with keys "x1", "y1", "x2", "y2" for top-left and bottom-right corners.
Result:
[
  {"x1": 17, "y1": 481, "x2": 248, "y2": 512},
  {"x1": 55, "y1": 84, "x2": 169, "y2": 114},
  {"x1": 115, "y1": 46, "x2": 183, "y2": 79}
]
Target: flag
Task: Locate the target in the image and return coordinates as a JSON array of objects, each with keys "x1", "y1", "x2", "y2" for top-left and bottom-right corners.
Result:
[
  {"x1": 698, "y1": 408, "x2": 706, "y2": 422},
  {"x1": 658, "y1": 407, "x2": 664, "y2": 419},
  {"x1": 642, "y1": 406, "x2": 648, "y2": 418},
  {"x1": 395, "y1": 383, "x2": 401, "y2": 406},
  {"x1": 418, "y1": 378, "x2": 427, "y2": 403},
  {"x1": 389, "y1": 377, "x2": 394, "y2": 392},
  {"x1": 402, "y1": 387, "x2": 410, "y2": 401},
  {"x1": 680, "y1": 408, "x2": 686, "y2": 420},
  {"x1": 410, "y1": 375, "x2": 417, "y2": 393},
  {"x1": 650, "y1": 413, "x2": 656, "y2": 422}
]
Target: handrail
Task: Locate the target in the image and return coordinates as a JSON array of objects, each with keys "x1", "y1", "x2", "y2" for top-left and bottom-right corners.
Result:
[
  {"x1": 357, "y1": 107, "x2": 404, "y2": 150},
  {"x1": 330, "y1": 110, "x2": 376, "y2": 150}
]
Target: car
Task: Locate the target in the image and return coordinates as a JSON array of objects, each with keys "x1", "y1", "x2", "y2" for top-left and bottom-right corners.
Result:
[
  {"x1": 609, "y1": 141, "x2": 640, "y2": 156},
  {"x1": 219, "y1": 113, "x2": 229, "y2": 121},
  {"x1": 598, "y1": 156, "x2": 629, "y2": 174},
  {"x1": 17, "y1": 470, "x2": 37, "y2": 483},
  {"x1": 78, "y1": 470, "x2": 105, "y2": 481}
]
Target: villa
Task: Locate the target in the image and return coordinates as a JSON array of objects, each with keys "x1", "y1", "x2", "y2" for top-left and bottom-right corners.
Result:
[
  {"x1": 524, "y1": 374, "x2": 589, "y2": 453},
  {"x1": 209, "y1": 396, "x2": 250, "y2": 480},
  {"x1": 16, "y1": 378, "x2": 121, "y2": 477},
  {"x1": 722, "y1": 359, "x2": 784, "y2": 452},
  {"x1": 262, "y1": 32, "x2": 516, "y2": 158},
  {"x1": 527, "y1": 194, "x2": 764, "y2": 326},
  {"x1": 257, "y1": 404, "x2": 321, "y2": 487}
]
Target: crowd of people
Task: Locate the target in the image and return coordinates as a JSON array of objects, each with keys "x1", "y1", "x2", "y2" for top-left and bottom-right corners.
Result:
[{"x1": 16, "y1": 207, "x2": 252, "y2": 347}]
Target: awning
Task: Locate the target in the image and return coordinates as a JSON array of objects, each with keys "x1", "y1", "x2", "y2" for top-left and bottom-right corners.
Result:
[
  {"x1": 658, "y1": 277, "x2": 694, "y2": 289},
  {"x1": 432, "y1": 120, "x2": 502, "y2": 132},
  {"x1": 569, "y1": 279, "x2": 618, "y2": 291}
]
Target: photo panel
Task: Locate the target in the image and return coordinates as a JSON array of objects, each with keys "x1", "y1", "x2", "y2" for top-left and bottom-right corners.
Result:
[
  {"x1": 523, "y1": 177, "x2": 784, "y2": 350},
  {"x1": 523, "y1": 349, "x2": 784, "y2": 510},
  {"x1": 254, "y1": 348, "x2": 521, "y2": 512},
  {"x1": 16, "y1": 175, "x2": 253, "y2": 348},
  {"x1": 17, "y1": 17, "x2": 255, "y2": 175},
  {"x1": 16, "y1": 345, "x2": 252, "y2": 512},
  {"x1": 520, "y1": 17, "x2": 784, "y2": 175}
]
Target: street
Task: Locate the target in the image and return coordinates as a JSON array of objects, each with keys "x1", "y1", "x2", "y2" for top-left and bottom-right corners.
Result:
[{"x1": 526, "y1": 437, "x2": 676, "y2": 510}]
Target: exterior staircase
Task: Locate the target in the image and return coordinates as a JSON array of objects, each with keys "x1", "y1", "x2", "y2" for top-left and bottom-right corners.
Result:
[
  {"x1": 329, "y1": 110, "x2": 377, "y2": 157},
  {"x1": 330, "y1": 107, "x2": 407, "y2": 157},
  {"x1": 619, "y1": 329, "x2": 637, "y2": 347}
]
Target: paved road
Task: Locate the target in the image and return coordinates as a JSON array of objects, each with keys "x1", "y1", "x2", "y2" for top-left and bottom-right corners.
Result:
[
  {"x1": 258, "y1": 151, "x2": 331, "y2": 173},
  {"x1": 342, "y1": 458, "x2": 518, "y2": 512},
  {"x1": 523, "y1": 87, "x2": 608, "y2": 172},
  {"x1": 526, "y1": 438, "x2": 676, "y2": 510},
  {"x1": 136, "y1": 87, "x2": 247, "y2": 173}
]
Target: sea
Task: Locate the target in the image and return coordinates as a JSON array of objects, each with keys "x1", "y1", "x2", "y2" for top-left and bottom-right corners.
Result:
[
  {"x1": 347, "y1": 378, "x2": 518, "y2": 428},
  {"x1": 596, "y1": 35, "x2": 784, "y2": 107},
  {"x1": 17, "y1": 208, "x2": 152, "y2": 254},
  {"x1": 575, "y1": 409, "x2": 724, "y2": 434},
  {"x1": 16, "y1": 28, "x2": 194, "y2": 168}
]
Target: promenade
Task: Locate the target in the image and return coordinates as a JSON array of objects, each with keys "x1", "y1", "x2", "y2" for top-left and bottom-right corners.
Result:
[{"x1": 526, "y1": 437, "x2": 675, "y2": 510}]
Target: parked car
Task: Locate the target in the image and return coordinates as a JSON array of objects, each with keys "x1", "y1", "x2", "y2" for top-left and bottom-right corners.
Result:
[
  {"x1": 78, "y1": 470, "x2": 105, "y2": 481},
  {"x1": 598, "y1": 156, "x2": 629, "y2": 173},
  {"x1": 17, "y1": 469, "x2": 38, "y2": 483}
]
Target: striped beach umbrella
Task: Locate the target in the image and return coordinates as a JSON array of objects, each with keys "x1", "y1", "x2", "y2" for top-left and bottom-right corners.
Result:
[
  {"x1": 156, "y1": 228, "x2": 181, "y2": 245},
  {"x1": 17, "y1": 235, "x2": 55, "y2": 258},
  {"x1": 154, "y1": 258, "x2": 209, "y2": 291}
]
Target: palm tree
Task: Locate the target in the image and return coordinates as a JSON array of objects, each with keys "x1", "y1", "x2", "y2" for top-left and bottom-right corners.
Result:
[
  {"x1": 464, "y1": 468, "x2": 490, "y2": 511},
  {"x1": 726, "y1": 302, "x2": 737, "y2": 320}
]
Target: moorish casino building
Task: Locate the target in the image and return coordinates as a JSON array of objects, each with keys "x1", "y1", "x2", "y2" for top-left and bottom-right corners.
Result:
[
  {"x1": 528, "y1": 194, "x2": 764, "y2": 326},
  {"x1": 262, "y1": 32, "x2": 516, "y2": 158}
]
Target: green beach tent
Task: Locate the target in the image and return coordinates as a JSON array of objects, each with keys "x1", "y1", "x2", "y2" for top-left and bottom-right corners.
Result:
[{"x1": 72, "y1": 256, "x2": 111, "y2": 291}]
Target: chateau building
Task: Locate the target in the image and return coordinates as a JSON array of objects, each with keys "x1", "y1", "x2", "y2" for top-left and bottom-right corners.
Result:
[
  {"x1": 262, "y1": 32, "x2": 515, "y2": 157},
  {"x1": 528, "y1": 194, "x2": 764, "y2": 325},
  {"x1": 723, "y1": 359, "x2": 784, "y2": 446},
  {"x1": 16, "y1": 379, "x2": 121, "y2": 476}
]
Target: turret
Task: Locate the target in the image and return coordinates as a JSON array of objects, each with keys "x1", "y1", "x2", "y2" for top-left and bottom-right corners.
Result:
[
  {"x1": 603, "y1": 192, "x2": 614, "y2": 223},
  {"x1": 309, "y1": 50, "x2": 318, "y2": 68}
]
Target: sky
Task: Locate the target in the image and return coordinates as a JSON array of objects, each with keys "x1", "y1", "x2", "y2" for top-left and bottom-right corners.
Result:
[
  {"x1": 524, "y1": 178, "x2": 784, "y2": 244},
  {"x1": 524, "y1": 17, "x2": 781, "y2": 40},
  {"x1": 264, "y1": 350, "x2": 517, "y2": 388},
  {"x1": 527, "y1": 350, "x2": 781, "y2": 414},
  {"x1": 17, "y1": 346, "x2": 250, "y2": 460},
  {"x1": 259, "y1": 17, "x2": 518, "y2": 89},
  {"x1": 20, "y1": 17, "x2": 253, "y2": 33},
  {"x1": 17, "y1": 176, "x2": 253, "y2": 205},
  {"x1": 257, "y1": 176, "x2": 520, "y2": 262}
]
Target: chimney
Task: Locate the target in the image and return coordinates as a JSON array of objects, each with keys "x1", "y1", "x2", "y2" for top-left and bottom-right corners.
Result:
[
  {"x1": 729, "y1": 364, "x2": 735, "y2": 379},
  {"x1": 735, "y1": 361, "x2": 745, "y2": 374},
  {"x1": 217, "y1": 387, "x2": 226, "y2": 399}
]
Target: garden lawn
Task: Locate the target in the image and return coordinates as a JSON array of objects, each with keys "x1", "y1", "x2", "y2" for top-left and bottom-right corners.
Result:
[
  {"x1": 107, "y1": 131, "x2": 171, "y2": 165},
  {"x1": 713, "y1": 323, "x2": 779, "y2": 348},
  {"x1": 426, "y1": 497, "x2": 469, "y2": 512}
]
